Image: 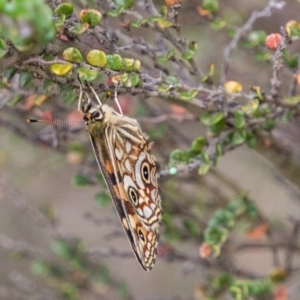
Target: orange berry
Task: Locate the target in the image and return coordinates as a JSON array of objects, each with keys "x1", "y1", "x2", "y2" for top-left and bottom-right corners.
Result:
[{"x1": 265, "y1": 33, "x2": 282, "y2": 50}]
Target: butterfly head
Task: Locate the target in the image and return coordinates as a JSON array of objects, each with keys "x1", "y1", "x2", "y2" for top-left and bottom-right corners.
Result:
[{"x1": 82, "y1": 103, "x2": 105, "y2": 124}]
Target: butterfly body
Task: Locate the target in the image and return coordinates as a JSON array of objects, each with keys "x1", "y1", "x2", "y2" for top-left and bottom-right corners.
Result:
[{"x1": 82, "y1": 101, "x2": 162, "y2": 271}]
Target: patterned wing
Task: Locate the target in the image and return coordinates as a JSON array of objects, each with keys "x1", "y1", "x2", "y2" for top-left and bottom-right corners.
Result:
[
  {"x1": 106, "y1": 120, "x2": 162, "y2": 229},
  {"x1": 88, "y1": 117, "x2": 161, "y2": 271}
]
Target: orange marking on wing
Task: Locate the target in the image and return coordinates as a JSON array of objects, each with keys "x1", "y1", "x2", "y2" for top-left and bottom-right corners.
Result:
[{"x1": 105, "y1": 159, "x2": 114, "y2": 173}]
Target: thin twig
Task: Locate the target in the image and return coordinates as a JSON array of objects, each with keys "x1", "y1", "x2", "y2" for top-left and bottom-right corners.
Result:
[{"x1": 221, "y1": 0, "x2": 286, "y2": 83}]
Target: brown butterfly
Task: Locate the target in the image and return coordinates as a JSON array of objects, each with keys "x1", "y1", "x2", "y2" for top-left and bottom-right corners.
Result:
[{"x1": 79, "y1": 82, "x2": 162, "y2": 271}]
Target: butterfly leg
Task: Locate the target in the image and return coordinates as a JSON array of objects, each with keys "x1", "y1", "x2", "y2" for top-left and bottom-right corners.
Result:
[{"x1": 113, "y1": 86, "x2": 123, "y2": 116}]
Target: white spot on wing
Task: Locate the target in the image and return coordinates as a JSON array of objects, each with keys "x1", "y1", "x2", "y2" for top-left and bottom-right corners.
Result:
[
  {"x1": 143, "y1": 206, "x2": 153, "y2": 219},
  {"x1": 150, "y1": 203, "x2": 156, "y2": 211},
  {"x1": 124, "y1": 159, "x2": 131, "y2": 173},
  {"x1": 137, "y1": 208, "x2": 144, "y2": 216},
  {"x1": 125, "y1": 141, "x2": 132, "y2": 153},
  {"x1": 151, "y1": 189, "x2": 157, "y2": 203},
  {"x1": 145, "y1": 250, "x2": 150, "y2": 258},
  {"x1": 123, "y1": 175, "x2": 137, "y2": 191},
  {"x1": 115, "y1": 147, "x2": 123, "y2": 161}
]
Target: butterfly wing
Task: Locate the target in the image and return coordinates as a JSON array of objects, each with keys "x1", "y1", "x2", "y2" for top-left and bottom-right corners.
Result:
[{"x1": 87, "y1": 113, "x2": 161, "y2": 271}]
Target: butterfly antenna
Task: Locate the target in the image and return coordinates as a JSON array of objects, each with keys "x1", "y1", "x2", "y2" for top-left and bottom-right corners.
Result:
[{"x1": 27, "y1": 119, "x2": 83, "y2": 124}]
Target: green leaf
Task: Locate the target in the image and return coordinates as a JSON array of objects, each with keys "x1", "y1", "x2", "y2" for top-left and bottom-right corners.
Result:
[
  {"x1": 166, "y1": 49, "x2": 175, "y2": 60},
  {"x1": 255, "y1": 50, "x2": 272, "y2": 61},
  {"x1": 157, "y1": 83, "x2": 170, "y2": 93},
  {"x1": 59, "y1": 84, "x2": 77, "y2": 105},
  {"x1": 120, "y1": 74, "x2": 140, "y2": 87},
  {"x1": 182, "y1": 49, "x2": 195, "y2": 60},
  {"x1": 246, "y1": 131, "x2": 256, "y2": 148},
  {"x1": 208, "y1": 118, "x2": 225, "y2": 135},
  {"x1": 227, "y1": 198, "x2": 247, "y2": 216},
  {"x1": 201, "y1": 151, "x2": 210, "y2": 164},
  {"x1": 215, "y1": 143, "x2": 223, "y2": 156},
  {"x1": 283, "y1": 95, "x2": 300, "y2": 105},
  {"x1": 198, "y1": 163, "x2": 210, "y2": 175},
  {"x1": 203, "y1": 0, "x2": 219, "y2": 13},
  {"x1": 133, "y1": 59, "x2": 141, "y2": 72},
  {"x1": 155, "y1": 18, "x2": 174, "y2": 29},
  {"x1": 169, "y1": 149, "x2": 189, "y2": 163},
  {"x1": 156, "y1": 56, "x2": 169, "y2": 63},
  {"x1": 241, "y1": 98, "x2": 259, "y2": 115},
  {"x1": 6, "y1": 95, "x2": 22, "y2": 106},
  {"x1": 284, "y1": 52, "x2": 298, "y2": 69},
  {"x1": 50, "y1": 63, "x2": 72, "y2": 76},
  {"x1": 243, "y1": 30, "x2": 266, "y2": 48},
  {"x1": 208, "y1": 209, "x2": 234, "y2": 229},
  {"x1": 229, "y1": 286, "x2": 243, "y2": 300},
  {"x1": 94, "y1": 192, "x2": 111, "y2": 206},
  {"x1": 107, "y1": 54, "x2": 123, "y2": 71},
  {"x1": 280, "y1": 109, "x2": 292, "y2": 123},
  {"x1": 0, "y1": 38, "x2": 7, "y2": 58},
  {"x1": 245, "y1": 201, "x2": 258, "y2": 219},
  {"x1": 232, "y1": 131, "x2": 245, "y2": 145},
  {"x1": 130, "y1": 20, "x2": 141, "y2": 28},
  {"x1": 166, "y1": 75, "x2": 178, "y2": 84},
  {"x1": 0, "y1": 80, "x2": 8, "y2": 89},
  {"x1": 30, "y1": 260, "x2": 49, "y2": 277},
  {"x1": 63, "y1": 47, "x2": 83, "y2": 63},
  {"x1": 204, "y1": 226, "x2": 226, "y2": 246},
  {"x1": 72, "y1": 174, "x2": 90, "y2": 186},
  {"x1": 59, "y1": 283, "x2": 80, "y2": 299},
  {"x1": 54, "y1": 3, "x2": 74, "y2": 16},
  {"x1": 108, "y1": 6, "x2": 125, "y2": 17},
  {"x1": 71, "y1": 23, "x2": 89, "y2": 34},
  {"x1": 118, "y1": 282, "x2": 129, "y2": 300},
  {"x1": 1, "y1": 0, "x2": 55, "y2": 46},
  {"x1": 210, "y1": 18, "x2": 226, "y2": 30},
  {"x1": 260, "y1": 119, "x2": 276, "y2": 131},
  {"x1": 187, "y1": 148, "x2": 201, "y2": 159},
  {"x1": 178, "y1": 90, "x2": 198, "y2": 101},
  {"x1": 212, "y1": 273, "x2": 234, "y2": 290},
  {"x1": 80, "y1": 9, "x2": 102, "y2": 26},
  {"x1": 51, "y1": 240, "x2": 69, "y2": 258},
  {"x1": 87, "y1": 50, "x2": 107, "y2": 68},
  {"x1": 191, "y1": 137, "x2": 207, "y2": 152},
  {"x1": 19, "y1": 71, "x2": 34, "y2": 88},
  {"x1": 122, "y1": 58, "x2": 135, "y2": 71},
  {"x1": 77, "y1": 66, "x2": 98, "y2": 82},
  {"x1": 113, "y1": 0, "x2": 134, "y2": 9},
  {"x1": 233, "y1": 111, "x2": 246, "y2": 128},
  {"x1": 200, "y1": 111, "x2": 224, "y2": 126},
  {"x1": 200, "y1": 152, "x2": 211, "y2": 168},
  {"x1": 3, "y1": 67, "x2": 18, "y2": 83},
  {"x1": 213, "y1": 143, "x2": 223, "y2": 165},
  {"x1": 183, "y1": 219, "x2": 201, "y2": 237},
  {"x1": 41, "y1": 79, "x2": 54, "y2": 95},
  {"x1": 188, "y1": 41, "x2": 198, "y2": 52}
]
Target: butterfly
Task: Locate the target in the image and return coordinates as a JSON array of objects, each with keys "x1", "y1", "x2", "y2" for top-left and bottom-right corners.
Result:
[{"x1": 78, "y1": 82, "x2": 162, "y2": 271}]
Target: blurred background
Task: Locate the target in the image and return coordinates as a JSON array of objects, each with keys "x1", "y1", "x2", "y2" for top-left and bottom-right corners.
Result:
[{"x1": 0, "y1": 0, "x2": 300, "y2": 299}]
